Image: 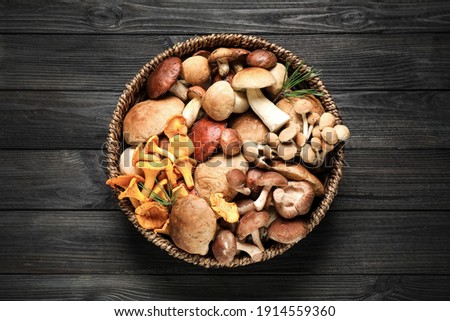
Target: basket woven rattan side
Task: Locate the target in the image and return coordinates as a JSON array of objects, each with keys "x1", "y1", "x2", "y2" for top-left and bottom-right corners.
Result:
[{"x1": 105, "y1": 34, "x2": 345, "y2": 268}]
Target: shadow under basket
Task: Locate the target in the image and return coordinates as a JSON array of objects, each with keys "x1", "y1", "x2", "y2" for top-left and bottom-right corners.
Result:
[{"x1": 105, "y1": 33, "x2": 346, "y2": 268}]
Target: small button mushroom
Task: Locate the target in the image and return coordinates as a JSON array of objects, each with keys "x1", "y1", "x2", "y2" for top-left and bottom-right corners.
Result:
[
  {"x1": 220, "y1": 128, "x2": 243, "y2": 156},
  {"x1": 182, "y1": 86, "x2": 206, "y2": 128},
  {"x1": 146, "y1": 57, "x2": 188, "y2": 102},
  {"x1": 278, "y1": 124, "x2": 299, "y2": 143},
  {"x1": 310, "y1": 137, "x2": 322, "y2": 151},
  {"x1": 265, "y1": 132, "x2": 280, "y2": 148},
  {"x1": 202, "y1": 80, "x2": 235, "y2": 121},
  {"x1": 321, "y1": 127, "x2": 339, "y2": 145},
  {"x1": 334, "y1": 124, "x2": 351, "y2": 141},
  {"x1": 277, "y1": 142, "x2": 298, "y2": 161},
  {"x1": 226, "y1": 169, "x2": 251, "y2": 196},
  {"x1": 319, "y1": 112, "x2": 336, "y2": 130},
  {"x1": 212, "y1": 229, "x2": 238, "y2": 264},
  {"x1": 273, "y1": 181, "x2": 315, "y2": 219},
  {"x1": 245, "y1": 168, "x2": 265, "y2": 198},
  {"x1": 268, "y1": 217, "x2": 309, "y2": 244},
  {"x1": 253, "y1": 171, "x2": 288, "y2": 211},
  {"x1": 294, "y1": 132, "x2": 307, "y2": 148},
  {"x1": 246, "y1": 49, "x2": 278, "y2": 69},
  {"x1": 312, "y1": 125, "x2": 321, "y2": 138},
  {"x1": 181, "y1": 55, "x2": 211, "y2": 85},
  {"x1": 169, "y1": 194, "x2": 217, "y2": 255},
  {"x1": 306, "y1": 112, "x2": 320, "y2": 140},
  {"x1": 299, "y1": 143, "x2": 316, "y2": 164},
  {"x1": 294, "y1": 98, "x2": 314, "y2": 137},
  {"x1": 232, "y1": 68, "x2": 290, "y2": 132},
  {"x1": 236, "y1": 210, "x2": 270, "y2": 251}
]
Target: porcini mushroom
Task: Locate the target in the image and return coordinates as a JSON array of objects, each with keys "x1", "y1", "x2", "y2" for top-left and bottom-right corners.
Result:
[
  {"x1": 246, "y1": 49, "x2": 278, "y2": 69},
  {"x1": 173, "y1": 157, "x2": 197, "y2": 190},
  {"x1": 182, "y1": 86, "x2": 206, "y2": 128},
  {"x1": 202, "y1": 80, "x2": 235, "y2": 121},
  {"x1": 169, "y1": 195, "x2": 217, "y2": 255},
  {"x1": 273, "y1": 181, "x2": 315, "y2": 219},
  {"x1": 236, "y1": 210, "x2": 270, "y2": 251},
  {"x1": 135, "y1": 202, "x2": 169, "y2": 230},
  {"x1": 253, "y1": 171, "x2": 288, "y2": 211},
  {"x1": 231, "y1": 112, "x2": 270, "y2": 144},
  {"x1": 268, "y1": 217, "x2": 309, "y2": 244},
  {"x1": 226, "y1": 169, "x2": 251, "y2": 195},
  {"x1": 181, "y1": 55, "x2": 211, "y2": 85},
  {"x1": 146, "y1": 57, "x2": 188, "y2": 101},
  {"x1": 188, "y1": 116, "x2": 227, "y2": 162},
  {"x1": 123, "y1": 96, "x2": 184, "y2": 145},
  {"x1": 232, "y1": 67, "x2": 290, "y2": 132},
  {"x1": 209, "y1": 47, "x2": 249, "y2": 77}
]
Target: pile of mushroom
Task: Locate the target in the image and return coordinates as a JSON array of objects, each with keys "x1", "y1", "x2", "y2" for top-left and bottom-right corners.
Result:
[{"x1": 106, "y1": 46, "x2": 350, "y2": 264}]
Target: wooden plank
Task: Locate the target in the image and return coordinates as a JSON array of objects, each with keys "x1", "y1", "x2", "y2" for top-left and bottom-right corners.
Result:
[
  {"x1": 0, "y1": 149, "x2": 449, "y2": 211},
  {"x1": 1, "y1": 1, "x2": 450, "y2": 34},
  {"x1": 0, "y1": 210, "x2": 448, "y2": 275},
  {"x1": 0, "y1": 274, "x2": 448, "y2": 300},
  {"x1": 1, "y1": 34, "x2": 450, "y2": 91},
  {"x1": 1, "y1": 90, "x2": 449, "y2": 149}
]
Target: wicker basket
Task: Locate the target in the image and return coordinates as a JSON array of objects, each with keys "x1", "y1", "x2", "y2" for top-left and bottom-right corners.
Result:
[{"x1": 105, "y1": 33, "x2": 345, "y2": 268}]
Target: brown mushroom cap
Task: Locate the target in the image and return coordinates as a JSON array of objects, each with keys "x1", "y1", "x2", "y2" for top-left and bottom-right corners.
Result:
[
  {"x1": 268, "y1": 217, "x2": 309, "y2": 244},
  {"x1": 188, "y1": 116, "x2": 227, "y2": 163},
  {"x1": 246, "y1": 49, "x2": 278, "y2": 69},
  {"x1": 226, "y1": 169, "x2": 249, "y2": 194},
  {"x1": 202, "y1": 80, "x2": 235, "y2": 121},
  {"x1": 220, "y1": 128, "x2": 242, "y2": 156},
  {"x1": 255, "y1": 171, "x2": 288, "y2": 188},
  {"x1": 146, "y1": 57, "x2": 182, "y2": 99},
  {"x1": 181, "y1": 56, "x2": 211, "y2": 85},
  {"x1": 236, "y1": 210, "x2": 270, "y2": 241},
  {"x1": 169, "y1": 194, "x2": 217, "y2": 255},
  {"x1": 273, "y1": 181, "x2": 315, "y2": 219},
  {"x1": 123, "y1": 96, "x2": 184, "y2": 144},
  {"x1": 187, "y1": 86, "x2": 206, "y2": 100},
  {"x1": 231, "y1": 67, "x2": 276, "y2": 90},
  {"x1": 230, "y1": 112, "x2": 270, "y2": 144},
  {"x1": 212, "y1": 229, "x2": 237, "y2": 264},
  {"x1": 246, "y1": 168, "x2": 265, "y2": 197}
]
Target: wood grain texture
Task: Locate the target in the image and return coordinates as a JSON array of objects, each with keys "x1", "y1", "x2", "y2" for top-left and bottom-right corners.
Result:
[
  {"x1": 0, "y1": 149, "x2": 448, "y2": 211},
  {"x1": 0, "y1": 210, "x2": 448, "y2": 275},
  {"x1": 1, "y1": 1, "x2": 450, "y2": 34},
  {"x1": 1, "y1": 90, "x2": 449, "y2": 149},
  {"x1": 1, "y1": 34, "x2": 450, "y2": 91},
  {"x1": 0, "y1": 274, "x2": 448, "y2": 300}
]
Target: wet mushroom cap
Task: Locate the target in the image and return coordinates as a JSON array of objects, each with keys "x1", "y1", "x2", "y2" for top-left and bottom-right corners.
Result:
[
  {"x1": 246, "y1": 49, "x2": 278, "y2": 69},
  {"x1": 212, "y1": 229, "x2": 237, "y2": 264},
  {"x1": 146, "y1": 57, "x2": 182, "y2": 99}
]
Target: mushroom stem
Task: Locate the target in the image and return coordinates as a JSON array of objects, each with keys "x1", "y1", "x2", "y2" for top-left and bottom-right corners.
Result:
[
  {"x1": 217, "y1": 58, "x2": 230, "y2": 77},
  {"x1": 236, "y1": 240, "x2": 263, "y2": 262},
  {"x1": 182, "y1": 97, "x2": 202, "y2": 128},
  {"x1": 253, "y1": 186, "x2": 271, "y2": 211},
  {"x1": 246, "y1": 88, "x2": 290, "y2": 132},
  {"x1": 251, "y1": 229, "x2": 265, "y2": 252},
  {"x1": 169, "y1": 80, "x2": 189, "y2": 102}
]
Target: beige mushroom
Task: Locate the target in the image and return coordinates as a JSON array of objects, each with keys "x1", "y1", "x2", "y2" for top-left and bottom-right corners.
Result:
[
  {"x1": 334, "y1": 124, "x2": 351, "y2": 141},
  {"x1": 319, "y1": 112, "x2": 336, "y2": 130},
  {"x1": 181, "y1": 56, "x2": 211, "y2": 85},
  {"x1": 123, "y1": 96, "x2": 184, "y2": 145},
  {"x1": 119, "y1": 146, "x2": 144, "y2": 176},
  {"x1": 232, "y1": 67, "x2": 290, "y2": 132},
  {"x1": 230, "y1": 112, "x2": 270, "y2": 144},
  {"x1": 202, "y1": 80, "x2": 235, "y2": 121},
  {"x1": 273, "y1": 181, "x2": 315, "y2": 219},
  {"x1": 268, "y1": 217, "x2": 309, "y2": 244},
  {"x1": 266, "y1": 63, "x2": 287, "y2": 98},
  {"x1": 182, "y1": 86, "x2": 206, "y2": 128},
  {"x1": 253, "y1": 171, "x2": 288, "y2": 211},
  {"x1": 169, "y1": 194, "x2": 217, "y2": 255}
]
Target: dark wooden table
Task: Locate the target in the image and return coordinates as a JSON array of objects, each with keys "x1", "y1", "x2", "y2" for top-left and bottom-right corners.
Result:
[{"x1": 1, "y1": 1, "x2": 450, "y2": 300}]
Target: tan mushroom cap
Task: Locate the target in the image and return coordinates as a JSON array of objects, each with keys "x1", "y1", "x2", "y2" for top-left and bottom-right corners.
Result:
[
  {"x1": 255, "y1": 171, "x2": 288, "y2": 188},
  {"x1": 169, "y1": 194, "x2": 217, "y2": 255},
  {"x1": 268, "y1": 217, "x2": 309, "y2": 244},
  {"x1": 212, "y1": 229, "x2": 237, "y2": 264},
  {"x1": 181, "y1": 56, "x2": 211, "y2": 85},
  {"x1": 209, "y1": 47, "x2": 249, "y2": 63},
  {"x1": 202, "y1": 80, "x2": 235, "y2": 121},
  {"x1": 231, "y1": 67, "x2": 276, "y2": 90},
  {"x1": 146, "y1": 57, "x2": 182, "y2": 99},
  {"x1": 273, "y1": 181, "x2": 315, "y2": 219},
  {"x1": 236, "y1": 210, "x2": 270, "y2": 241},
  {"x1": 230, "y1": 111, "x2": 270, "y2": 144},
  {"x1": 123, "y1": 96, "x2": 184, "y2": 145}
]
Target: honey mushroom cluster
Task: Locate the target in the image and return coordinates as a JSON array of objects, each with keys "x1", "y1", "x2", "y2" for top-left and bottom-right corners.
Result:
[{"x1": 106, "y1": 46, "x2": 350, "y2": 264}]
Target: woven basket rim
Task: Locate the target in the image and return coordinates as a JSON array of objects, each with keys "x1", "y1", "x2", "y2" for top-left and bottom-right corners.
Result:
[{"x1": 105, "y1": 33, "x2": 345, "y2": 268}]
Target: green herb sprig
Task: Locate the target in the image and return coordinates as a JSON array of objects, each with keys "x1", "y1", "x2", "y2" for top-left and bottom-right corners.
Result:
[
  {"x1": 138, "y1": 178, "x2": 179, "y2": 208},
  {"x1": 274, "y1": 61, "x2": 323, "y2": 102}
]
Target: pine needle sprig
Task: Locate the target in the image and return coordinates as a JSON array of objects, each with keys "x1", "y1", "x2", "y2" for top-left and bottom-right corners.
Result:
[{"x1": 138, "y1": 178, "x2": 179, "y2": 208}]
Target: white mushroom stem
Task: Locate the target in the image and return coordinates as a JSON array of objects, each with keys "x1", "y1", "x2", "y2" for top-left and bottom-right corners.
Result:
[
  {"x1": 169, "y1": 80, "x2": 189, "y2": 102},
  {"x1": 217, "y1": 58, "x2": 230, "y2": 77},
  {"x1": 246, "y1": 88, "x2": 290, "y2": 132},
  {"x1": 254, "y1": 186, "x2": 271, "y2": 211},
  {"x1": 236, "y1": 240, "x2": 263, "y2": 262},
  {"x1": 301, "y1": 113, "x2": 309, "y2": 137},
  {"x1": 305, "y1": 123, "x2": 314, "y2": 141},
  {"x1": 251, "y1": 229, "x2": 265, "y2": 252},
  {"x1": 182, "y1": 97, "x2": 202, "y2": 128}
]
